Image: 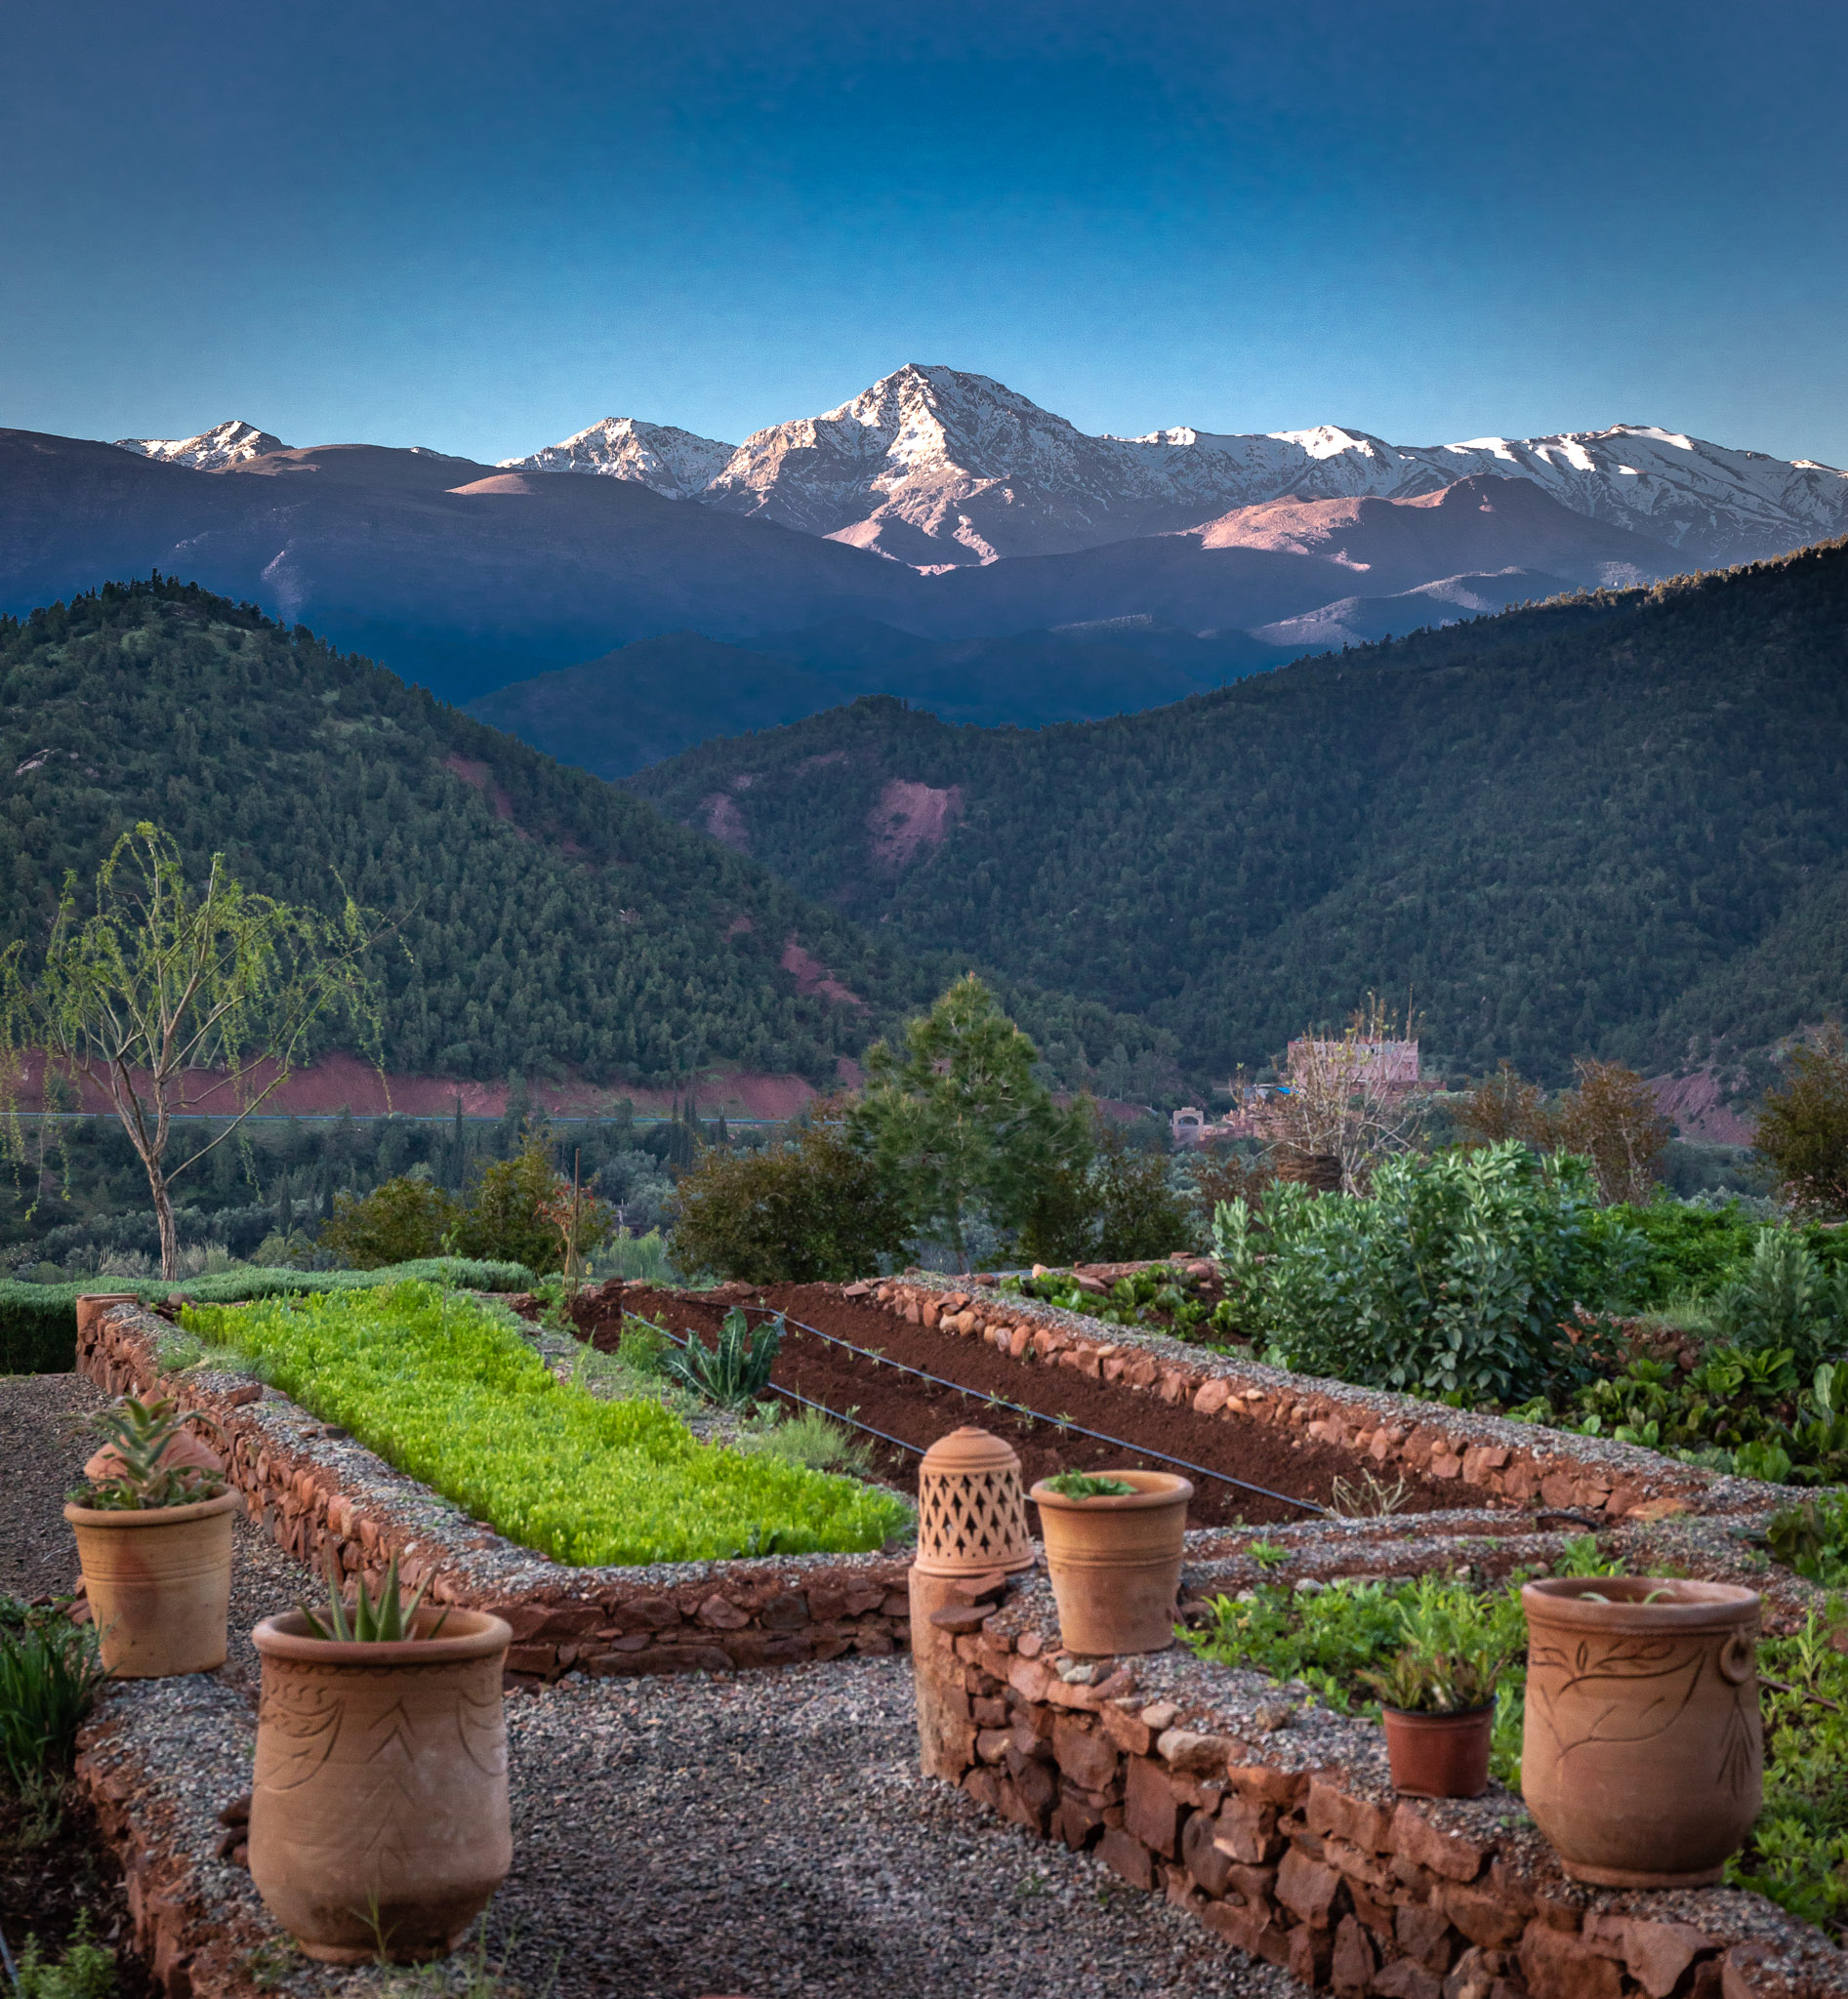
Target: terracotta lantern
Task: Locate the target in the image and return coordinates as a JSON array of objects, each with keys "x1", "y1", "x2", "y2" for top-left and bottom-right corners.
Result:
[{"x1": 914, "y1": 1427, "x2": 1035, "y2": 1577}]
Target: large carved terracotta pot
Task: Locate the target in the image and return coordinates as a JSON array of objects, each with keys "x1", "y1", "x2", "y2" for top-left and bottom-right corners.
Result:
[
  {"x1": 1030, "y1": 1471, "x2": 1193, "y2": 1655},
  {"x1": 249, "y1": 1608, "x2": 513, "y2": 1963},
  {"x1": 1520, "y1": 1576, "x2": 1761, "y2": 1887}
]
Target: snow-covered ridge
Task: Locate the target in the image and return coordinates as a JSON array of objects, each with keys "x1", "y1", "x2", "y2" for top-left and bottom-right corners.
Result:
[
  {"x1": 112, "y1": 420, "x2": 284, "y2": 470},
  {"x1": 109, "y1": 372, "x2": 1848, "y2": 573},
  {"x1": 511, "y1": 364, "x2": 1848, "y2": 570},
  {"x1": 499, "y1": 417, "x2": 735, "y2": 501}
]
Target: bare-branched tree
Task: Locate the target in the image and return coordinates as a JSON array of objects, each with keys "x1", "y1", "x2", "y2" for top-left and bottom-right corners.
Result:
[{"x1": 1258, "y1": 996, "x2": 1433, "y2": 1195}]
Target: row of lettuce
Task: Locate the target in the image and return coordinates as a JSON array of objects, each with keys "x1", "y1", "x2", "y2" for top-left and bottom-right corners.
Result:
[{"x1": 141, "y1": 1280, "x2": 904, "y2": 1566}]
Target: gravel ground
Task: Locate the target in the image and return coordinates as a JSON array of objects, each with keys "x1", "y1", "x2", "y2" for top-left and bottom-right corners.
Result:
[
  {"x1": 97, "y1": 1657, "x2": 1302, "y2": 1999},
  {"x1": 1, "y1": 1368, "x2": 105, "y2": 1600},
  {"x1": 11, "y1": 1374, "x2": 1294, "y2": 1999}
]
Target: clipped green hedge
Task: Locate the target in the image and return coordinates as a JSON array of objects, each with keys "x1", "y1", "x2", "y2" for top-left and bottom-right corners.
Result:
[
  {"x1": 183, "y1": 1281, "x2": 909, "y2": 1566},
  {"x1": 0, "y1": 1257, "x2": 534, "y2": 1376}
]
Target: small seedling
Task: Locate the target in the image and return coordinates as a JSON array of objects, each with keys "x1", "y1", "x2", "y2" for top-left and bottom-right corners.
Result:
[{"x1": 1248, "y1": 1539, "x2": 1291, "y2": 1571}]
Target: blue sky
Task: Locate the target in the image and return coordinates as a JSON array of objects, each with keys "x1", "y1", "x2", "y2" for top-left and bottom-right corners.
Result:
[{"x1": 3, "y1": 1, "x2": 1845, "y2": 465}]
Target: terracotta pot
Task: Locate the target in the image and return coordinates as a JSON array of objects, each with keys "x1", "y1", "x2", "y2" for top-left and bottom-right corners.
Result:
[
  {"x1": 1382, "y1": 1702, "x2": 1494, "y2": 1798},
  {"x1": 1521, "y1": 1576, "x2": 1762, "y2": 1887},
  {"x1": 249, "y1": 1607, "x2": 513, "y2": 1963},
  {"x1": 63, "y1": 1491, "x2": 238, "y2": 1677},
  {"x1": 1029, "y1": 1471, "x2": 1193, "y2": 1655}
]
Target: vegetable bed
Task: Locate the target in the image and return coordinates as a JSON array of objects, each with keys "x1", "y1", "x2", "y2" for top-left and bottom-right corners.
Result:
[{"x1": 183, "y1": 1282, "x2": 910, "y2": 1567}]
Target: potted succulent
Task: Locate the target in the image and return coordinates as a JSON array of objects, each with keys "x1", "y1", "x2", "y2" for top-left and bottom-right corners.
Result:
[
  {"x1": 1029, "y1": 1468, "x2": 1194, "y2": 1655},
  {"x1": 1363, "y1": 1644, "x2": 1498, "y2": 1799},
  {"x1": 63, "y1": 1394, "x2": 238, "y2": 1677},
  {"x1": 248, "y1": 1551, "x2": 513, "y2": 1964},
  {"x1": 1521, "y1": 1575, "x2": 1762, "y2": 1886}
]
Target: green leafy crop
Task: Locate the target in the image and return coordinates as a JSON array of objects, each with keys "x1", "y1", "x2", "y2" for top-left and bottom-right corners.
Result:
[{"x1": 183, "y1": 1282, "x2": 908, "y2": 1566}]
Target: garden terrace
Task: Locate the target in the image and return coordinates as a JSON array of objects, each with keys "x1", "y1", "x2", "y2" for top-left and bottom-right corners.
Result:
[
  {"x1": 575, "y1": 1273, "x2": 1786, "y2": 1530},
  {"x1": 910, "y1": 1551, "x2": 1848, "y2": 1999},
  {"x1": 77, "y1": 1299, "x2": 912, "y2": 1684}
]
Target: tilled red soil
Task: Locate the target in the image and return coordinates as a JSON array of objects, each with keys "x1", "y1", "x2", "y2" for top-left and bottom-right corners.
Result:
[{"x1": 583, "y1": 1283, "x2": 1461, "y2": 1530}]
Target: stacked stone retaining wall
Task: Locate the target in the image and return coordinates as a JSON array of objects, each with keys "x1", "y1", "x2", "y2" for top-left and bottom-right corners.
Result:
[
  {"x1": 77, "y1": 1298, "x2": 910, "y2": 1683},
  {"x1": 868, "y1": 1277, "x2": 1764, "y2": 1523},
  {"x1": 909, "y1": 1567, "x2": 1848, "y2": 1999}
]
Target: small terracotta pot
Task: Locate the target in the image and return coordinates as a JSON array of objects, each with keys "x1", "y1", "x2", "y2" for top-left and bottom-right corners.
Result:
[
  {"x1": 1521, "y1": 1576, "x2": 1762, "y2": 1887},
  {"x1": 1382, "y1": 1702, "x2": 1494, "y2": 1798},
  {"x1": 1029, "y1": 1470, "x2": 1193, "y2": 1655},
  {"x1": 63, "y1": 1491, "x2": 238, "y2": 1677},
  {"x1": 249, "y1": 1607, "x2": 513, "y2": 1963}
]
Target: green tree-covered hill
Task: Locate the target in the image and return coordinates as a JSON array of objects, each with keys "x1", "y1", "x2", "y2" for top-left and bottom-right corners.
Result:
[
  {"x1": 0, "y1": 578, "x2": 1157, "y2": 1087},
  {"x1": 630, "y1": 541, "x2": 1848, "y2": 1082}
]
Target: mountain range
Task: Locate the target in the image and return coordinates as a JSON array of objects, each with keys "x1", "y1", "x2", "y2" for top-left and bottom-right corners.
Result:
[
  {"x1": 493, "y1": 365, "x2": 1848, "y2": 572},
  {"x1": 4, "y1": 364, "x2": 1836, "y2": 776}
]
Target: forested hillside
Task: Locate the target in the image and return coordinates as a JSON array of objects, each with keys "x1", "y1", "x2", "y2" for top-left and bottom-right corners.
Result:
[
  {"x1": 631, "y1": 541, "x2": 1848, "y2": 1082},
  {"x1": 0, "y1": 579, "x2": 1159, "y2": 1088}
]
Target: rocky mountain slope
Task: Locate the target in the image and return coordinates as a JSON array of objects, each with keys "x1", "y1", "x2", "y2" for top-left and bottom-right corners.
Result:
[
  {"x1": 504, "y1": 363, "x2": 1848, "y2": 569},
  {"x1": 629, "y1": 537, "x2": 1848, "y2": 1082}
]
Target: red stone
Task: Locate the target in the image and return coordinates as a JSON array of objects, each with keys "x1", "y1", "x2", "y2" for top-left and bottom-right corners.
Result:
[
  {"x1": 1307, "y1": 1779, "x2": 1395, "y2": 1855},
  {"x1": 1181, "y1": 1806, "x2": 1232, "y2": 1897},
  {"x1": 1439, "y1": 1884, "x2": 1530, "y2": 1951},
  {"x1": 1276, "y1": 1845, "x2": 1343, "y2": 1928},
  {"x1": 1051, "y1": 1715, "x2": 1119, "y2": 1794},
  {"x1": 1391, "y1": 1803, "x2": 1490, "y2": 1882},
  {"x1": 1124, "y1": 1756, "x2": 1185, "y2": 1858},
  {"x1": 1375, "y1": 1960, "x2": 1444, "y2": 1999},
  {"x1": 1520, "y1": 1923, "x2": 1625, "y2": 1999},
  {"x1": 1396, "y1": 1900, "x2": 1459, "y2": 1973},
  {"x1": 1099, "y1": 1827, "x2": 1159, "y2": 1891},
  {"x1": 1290, "y1": 1924, "x2": 1335, "y2": 1987},
  {"x1": 1332, "y1": 1915, "x2": 1376, "y2": 1997}
]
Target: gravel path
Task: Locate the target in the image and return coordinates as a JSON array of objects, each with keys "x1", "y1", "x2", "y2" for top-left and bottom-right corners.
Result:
[
  {"x1": 1, "y1": 1368, "x2": 104, "y2": 1600},
  {"x1": 10, "y1": 1375, "x2": 1295, "y2": 1999}
]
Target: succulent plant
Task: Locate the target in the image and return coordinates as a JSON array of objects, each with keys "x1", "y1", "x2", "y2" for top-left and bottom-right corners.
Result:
[
  {"x1": 297, "y1": 1548, "x2": 449, "y2": 1644},
  {"x1": 75, "y1": 1395, "x2": 227, "y2": 1511}
]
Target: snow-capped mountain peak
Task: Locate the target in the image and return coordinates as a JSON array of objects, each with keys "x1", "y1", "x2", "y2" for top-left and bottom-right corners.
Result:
[
  {"x1": 112, "y1": 420, "x2": 284, "y2": 470},
  {"x1": 498, "y1": 417, "x2": 735, "y2": 500},
  {"x1": 499, "y1": 373, "x2": 1848, "y2": 572}
]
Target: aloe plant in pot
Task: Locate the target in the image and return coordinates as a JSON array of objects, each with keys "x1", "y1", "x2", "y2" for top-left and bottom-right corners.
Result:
[
  {"x1": 249, "y1": 1551, "x2": 512, "y2": 1964},
  {"x1": 63, "y1": 1394, "x2": 237, "y2": 1677}
]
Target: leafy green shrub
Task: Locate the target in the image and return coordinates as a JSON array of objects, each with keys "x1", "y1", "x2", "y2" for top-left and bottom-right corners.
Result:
[
  {"x1": 1715, "y1": 1228, "x2": 1848, "y2": 1371},
  {"x1": 659, "y1": 1307, "x2": 782, "y2": 1409},
  {"x1": 1214, "y1": 1142, "x2": 1639, "y2": 1402},
  {"x1": 671, "y1": 1110, "x2": 909, "y2": 1284},
  {"x1": 1001, "y1": 1263, "x2": 1234, "y2": 1340},
  {"x1": 745, "y1": 1407, "x2": 875, "y2": 1478},
  {"x1": 1755, "y1": 1027, "x2": 1848, "y2": 1219},
  {"x1": 1731, "y1": 1612, "x2": 1848, "y2": 1928},
  {"x1": 452, "y1": 1135, "x2": 572, "y2": 1272},
  {"x1": 183, "y1": 1283, "x2": 905, "y2": 1564},
  {"x1": 0, "y1": 1257, "x2": 533, "y2": 1374},
  {"x1": 13, "y1": 1913, "x2": 115, "y2": 1999},
  {"x1": 320, "y1": 1175, "x2": 463, "y2": 1268},
  {"x1": 0, "y1": 1602, "x2": 108, "y2": 1808}
]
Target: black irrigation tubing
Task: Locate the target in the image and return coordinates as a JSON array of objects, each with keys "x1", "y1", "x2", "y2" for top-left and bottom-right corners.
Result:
[{"x1": 654, "y1": 1302, "x2": 1327, "y2": 1517}]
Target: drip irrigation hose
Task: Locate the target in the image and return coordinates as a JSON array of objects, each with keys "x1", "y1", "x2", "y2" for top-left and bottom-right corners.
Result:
[{"x1": 627, "y1": 1303, "x2": 1326, "y2": 1516}]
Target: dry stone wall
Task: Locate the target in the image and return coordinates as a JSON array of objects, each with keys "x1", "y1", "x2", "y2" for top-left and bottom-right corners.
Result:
[
  {"x1": 909, "y1": 1566, "x2": 1848, "y2": 1999},
  {"x1": 866, "y1": 1277, "x2": 1766, "y2": 1522},
  {"x1": 77, "y1": 1298, "x2": 910, "y2": 1683}
]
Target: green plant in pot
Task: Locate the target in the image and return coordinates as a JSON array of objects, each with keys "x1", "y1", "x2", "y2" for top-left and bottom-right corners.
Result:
[
  {"x1": 248, "y1": 1550, "x2": 513, "y2": 1964},
  {"x1": 1029, "y1": 1466, "x2": 1194, "y2": 1656},
  {"x1": 1360, "y1": 1577, "x2": 1508, "y2": 1797},
  {"x1": 62, "y1": 1394, "x2": 238, "y2": 1677}
]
